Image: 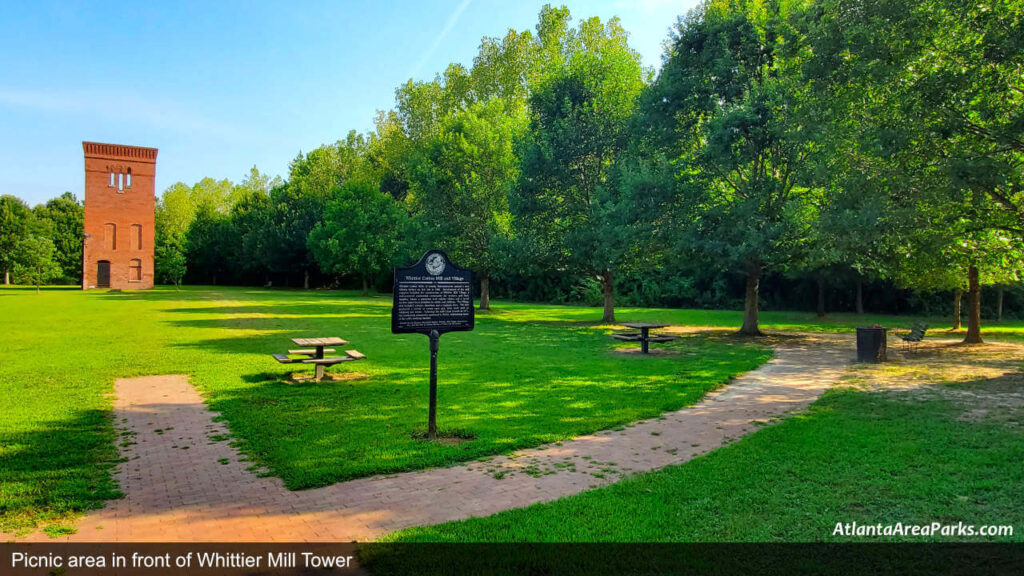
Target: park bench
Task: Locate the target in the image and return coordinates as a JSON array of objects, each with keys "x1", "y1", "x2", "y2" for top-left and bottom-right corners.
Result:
[{"x1": 899, "y1": 322, "x2": 929, "y2": 351}]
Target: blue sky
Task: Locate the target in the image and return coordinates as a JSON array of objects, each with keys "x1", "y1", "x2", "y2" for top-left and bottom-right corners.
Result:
[{"x1": 0, "y1": 0, "x2": 698, "y2": 206}]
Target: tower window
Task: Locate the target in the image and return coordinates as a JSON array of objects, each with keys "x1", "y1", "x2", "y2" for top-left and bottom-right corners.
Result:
[
  {"x1": 104, "y1": 223, "x2": 116, "y2": 250},
  {"x1": 117, "y1": 173, "x2": 124, "y2": 192},
  {"x1": 129, "y1": 259, "x2": 142, "y2": 282},
  {"x1": 109, "y1": 172, "x2": 115, "y2": 187},
  {"x1": 130, "y1": 224, "x2": 142, "y2": 250},
  {"x1": 126, "y1": 168, "x2": 132, "y2": 188}
]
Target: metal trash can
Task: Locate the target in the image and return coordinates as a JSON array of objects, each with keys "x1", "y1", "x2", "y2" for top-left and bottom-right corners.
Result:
[{"x1": 856, "y1": 326, "x2": 887, "y2": 363}]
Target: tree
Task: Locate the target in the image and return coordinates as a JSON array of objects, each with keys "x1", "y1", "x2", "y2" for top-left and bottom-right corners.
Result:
[
  {"x1": 271, "y1": 133, "x2": 372, "y2": 288},
  {"x1": 511, "y1": 11, "x2": 647, "y2": 322},
  {"x1": 227, "y1": 187, "x2": 277, "y2": 284},
  {"x1": 308, "y1": 180, "x2": 404, "y2": 294},
  {"x1": 155, "y1": 240, "x2": 187, "y2": 288},
  {"x1": 805, "y1": 0, "x2": 1024, "y2": 343},
  {"x1": 0, "y1": 195, "x2": 33, "y2": 285},
  {"x1": 156, "y1": 178, "x2": 236, "y2": 241},
  {"x1": 12, "y1": 235, "x2": 60, "y2": 293},
  {"x1": 409, "y1": 99, "x2": 522, "y2": 309},
  {"x1": 642, "y1": 0, "x2": 823, "y2": 335},
  {"x1": 32, "y1": 192, "x2": 83, "y2": 283},
  {"x1": 185, "y1": 206, "x2": 233, "y2": 285}
]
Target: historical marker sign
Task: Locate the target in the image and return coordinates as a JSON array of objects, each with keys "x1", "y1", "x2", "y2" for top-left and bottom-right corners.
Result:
[
  {"x1": 392, "y1": 250, "x2": 474, "y2": 335},
  {"x1": 392, "y1": 250, "x2": 475, "y2": 439}
]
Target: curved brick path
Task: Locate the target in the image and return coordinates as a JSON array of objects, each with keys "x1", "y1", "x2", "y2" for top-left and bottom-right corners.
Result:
[{"x1": 25, "y1": 337, "x2": 851, "y2": 542}]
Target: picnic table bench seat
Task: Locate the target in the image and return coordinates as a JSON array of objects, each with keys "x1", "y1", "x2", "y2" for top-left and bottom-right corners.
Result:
[
  {"x1": 647, "y1": 335, "x2": 677, "y2": 343},
  {"x1": 288, "y1": 348, "x2": 336, "y2": 355},
  {"x1": 272, "y1": 353, "x2": 295, "y2": 364},
  {"x1": 301, "y1": 351, "x2": 365, "y2": 365},
  {"x1": 301, "y1": 357, "x2": 352, "y2": 366},
  {"x1": 612, "y1": 333, "x2": 642, "y2": 341}
]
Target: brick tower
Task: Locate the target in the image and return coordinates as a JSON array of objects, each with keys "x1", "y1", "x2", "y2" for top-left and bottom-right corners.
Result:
[{"x1": 82, "y1": 142, "x2": 158, "y2": 290}]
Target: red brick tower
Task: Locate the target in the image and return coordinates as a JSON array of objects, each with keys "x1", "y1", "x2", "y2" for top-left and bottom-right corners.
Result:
[{"x1": 82, "y1": 142, "x2": 158, "y2": 290}]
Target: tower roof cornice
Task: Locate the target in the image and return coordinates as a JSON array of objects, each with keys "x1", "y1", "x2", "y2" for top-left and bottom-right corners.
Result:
[{"x1": 82, "y1": 141, "x2": 158, "y2": 163}]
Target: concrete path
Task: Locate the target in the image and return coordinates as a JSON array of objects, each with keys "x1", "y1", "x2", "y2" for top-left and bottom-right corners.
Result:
[{"x1": 30, "y1": 338, "x2": 851, "y2": 542}]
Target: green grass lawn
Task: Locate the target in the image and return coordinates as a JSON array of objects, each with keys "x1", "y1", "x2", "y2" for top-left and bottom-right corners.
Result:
[
  {"x1": 387, "y1": 369, "x2": 1024, "y2": 542},
  {"x1": 4, "y1": 286, "x2": 1023, "y2": 536},
  {"x1": 0, "y1": 286, "x2": 781, "y2": 534}
]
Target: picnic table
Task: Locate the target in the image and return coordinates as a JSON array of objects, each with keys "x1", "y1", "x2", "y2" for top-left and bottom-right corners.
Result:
[
  {"x1": 612, "y1": 322, "x2": 677, "y2": 354},
  {"x1": 272, "y1": 336, "x2": 365, "y2": 381}
]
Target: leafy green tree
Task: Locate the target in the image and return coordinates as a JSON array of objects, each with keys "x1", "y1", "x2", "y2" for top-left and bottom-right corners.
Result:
[
  {"x1": 12, "y1": 235, "x2": 60, "y2": 293},
  {"x1": 185, "y1": 206, "x2": 233, "y2": 285},
  {"x1": 308, "y1": 180, "x2": 405, "y2": 294},
  {"x1": 156, "y1": 178, "x2": 236, "y2": 241},
  {"x1": 233, "y1": 166, "x2": 283, "y2": 199},
  {"x1": 155, "y1": 239, "x2": 187, "y2": 288},
  {"x1": 32, "y1": 192, "x2": 83, "y2": 283},
  {"x1": 227, "y1": 188, "x2": 277, "y2": 284},
  {"x1": 271, "y1": 133, "x2": 372, "y2": 288},
  {"x1": 409, "y1": 99, "x2": 522, "y2": 309},
  {"x1": 805, "y1": 0, "x2": 1024, "y2": 342},
  {"x1": 641, "y1": 0, "x2": 823, "y2": 335},
  {"x1": 511, "y1": 12, "x2": 647, "y2": 322},
  {"x1": 0, "y1": 195, "x2": 34, "y2": 285}
]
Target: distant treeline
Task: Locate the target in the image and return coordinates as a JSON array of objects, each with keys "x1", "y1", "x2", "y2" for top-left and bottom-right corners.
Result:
[{"x1": 3, "y1": 1, "x2": 1022, "y2": 337}]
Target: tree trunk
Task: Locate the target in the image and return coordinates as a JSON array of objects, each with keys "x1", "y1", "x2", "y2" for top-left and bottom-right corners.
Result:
[
  {"x1": 362, "y1": 276, "x2": 369, "y2": 296},
  {"x1": 856, "y1": 279, "x2": 865, "y2": 315},
  {"x1": 4, "y1": 270, "x2": 8, "y2": 285},
  {"x1": 35, "y1": 283, "x2": 39, "y2": 294},
  {"x1": 479, "y1": 273, "x2": 490, "y2": 311},
  {"x1": 816, "y1": 277, "x2": 826, "y2": 317},
  {"x1": 952, "y1": 288, "x2": 963, "y2": 330},
  {"x1": 303, "y1": 269, "x2": 310, "y2": 290},
  {"x1": 964, "y1": 265, "x2": 983, "y2": 344},
  {"x1": 600, "y1": 271, "x2": 615, "y2": 323},
  {"x1": 997, "y1": 287, "x2": 1004, "y2": 322},
  {"x1": 740, "y1": 263, "x2": 762, "y2": 336}
]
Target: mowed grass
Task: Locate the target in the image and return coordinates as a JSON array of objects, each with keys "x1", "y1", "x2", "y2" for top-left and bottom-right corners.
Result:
[
  {"x1": 0, "y1": 286, "x2": 778, "y2": 533},
  {"x1": 387, "y1": 364, "x2": 1024, "y2": 542}
]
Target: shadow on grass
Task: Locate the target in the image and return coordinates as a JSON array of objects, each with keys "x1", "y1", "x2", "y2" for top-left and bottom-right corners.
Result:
[{"x1": 0, "y1": 409, "x2": 122, "y2": 534}]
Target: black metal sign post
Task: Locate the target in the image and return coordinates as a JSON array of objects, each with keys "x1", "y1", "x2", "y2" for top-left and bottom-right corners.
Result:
[
  {"x1": 392, "y1": 250, "x2": 474, "y2": 439},
  {"x1": 428, "y1": 329, "x2": 439, "y2": 437}
]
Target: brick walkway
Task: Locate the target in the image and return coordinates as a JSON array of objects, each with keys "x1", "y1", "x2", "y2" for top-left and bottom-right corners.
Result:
[{"x1": 25, "y1": 338, "x2": 850, "y2": 542}]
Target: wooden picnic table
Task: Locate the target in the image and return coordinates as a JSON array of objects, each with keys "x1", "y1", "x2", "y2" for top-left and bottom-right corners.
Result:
[
  {"x1": 273, "y1": 337, "x2": 362, "y2": 381},
  {"x1": 290, "y1": 337, "x2": 348, "y2": 359},
  {"x1": 616, "y1": 322, "x2": 674, "y2": 354}
]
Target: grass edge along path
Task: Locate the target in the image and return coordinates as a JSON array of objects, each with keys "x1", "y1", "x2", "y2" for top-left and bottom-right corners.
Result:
[{"x1": 385, "y1": 375, "x2": 1024, "y2": 542}]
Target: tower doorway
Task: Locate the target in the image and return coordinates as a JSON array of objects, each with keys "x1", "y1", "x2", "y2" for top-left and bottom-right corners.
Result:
[{"x1": 97, "y1": 261, "x2": 111, "y2": 288}]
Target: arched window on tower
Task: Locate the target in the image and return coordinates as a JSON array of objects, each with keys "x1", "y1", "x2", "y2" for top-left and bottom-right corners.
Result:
[
  {"x1": 117, "y1": 172, "x2": 124, "y2": 192},
  {"x1": 104, "y1": 223, "x2": 116, "y2": 250},
  {"x1": 109, "y1": 172, "x2": 115, "y2": 187},
  {"x1": 126, "y1": 168, "x2": 132, "y2": 189},
  {"x1": 129, "y1": 259, "x2": 142, "y2": 282},
  {"x1": 130, "y1": 224, "x2": 142, "y2": 250}
]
